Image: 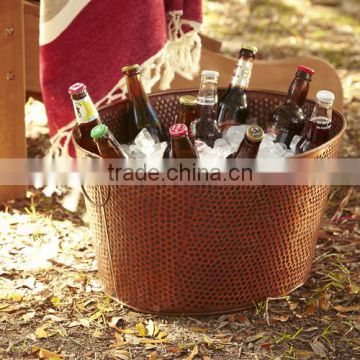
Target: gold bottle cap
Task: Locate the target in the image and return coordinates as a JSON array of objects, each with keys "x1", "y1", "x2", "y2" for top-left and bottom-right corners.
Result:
[
  {"x1": 246, "y1": 125, "x2": 264, "y2": 142},
  {"x1": 240, "y1": 45, "x2": 258, "y2": 55},
  {"x1": 122, "y1": 64, "x2": 140, "y2": 73},
  {"x1": 179, "y1": 95, "x2": 197, "y2": 106}
]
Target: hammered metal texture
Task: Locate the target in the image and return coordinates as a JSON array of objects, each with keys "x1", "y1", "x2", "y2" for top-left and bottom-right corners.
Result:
[{"x1": 73, "y1": 89, "x2": 346, "y2": 315}]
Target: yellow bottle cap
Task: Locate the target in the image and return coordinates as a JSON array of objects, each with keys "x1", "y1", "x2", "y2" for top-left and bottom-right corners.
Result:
[
  {"x1": 122, "y1": 64, "x2": 140, "y2": 73},
  {"x1": 179, "y1": 95, "x2": 197, "y2": 106}
]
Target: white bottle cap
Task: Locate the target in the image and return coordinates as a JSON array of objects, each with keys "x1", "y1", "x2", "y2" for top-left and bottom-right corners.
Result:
[
  {"x1": 201, "y1": 70, "x2": 219, "y2": 79},
  {"x1": 316, "y1": 90, "x2": 335, "y2": 105}
]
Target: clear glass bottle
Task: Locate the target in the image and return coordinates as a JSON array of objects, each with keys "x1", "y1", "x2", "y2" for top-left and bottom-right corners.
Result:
[{"x1": 194, "y1": 70, "x2": 222, "y2": 148}]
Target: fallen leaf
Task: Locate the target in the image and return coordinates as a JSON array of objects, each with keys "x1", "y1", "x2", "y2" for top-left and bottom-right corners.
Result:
[
  {"x1": 113, "y1": 328, "x2": 135, "y2": 335},
  {"x1": 289, "y1": 301, "x2": 299, "y2": 310},
  {"x1": 50, "y1": 297, "x2": 61, "y2": 308},
  {"x1": 156, "y1": 331, "x2": 168, "y2": 339},
  {"x1": 319, "y1": 294, "x2": 331, "y2": 311},
  {"x1": 11, "y1": 293, "x2": 23, "y2": 302},
  {"x1": 136, "y1": 322, "x2": 147, "y2": 337},
  {"x1": 35, "y1": 326, "x2": 49, "y2": 339},
  {"x1": 310, "y1": 340, "x2": 327, "y2": 358},
  {"x1": 203, "y1": 335, "x2": 213, "y2": 347},
  {"x1": 184, "y1": 344, "x2": 199, "y2": 360},
  {"x1": 167, "y1": 346, "x2": 182, "y2": 353},
  {"x1": 22, "y1": 311, "x2": 36, "y2": 321},
  {"x1": 305, "y1": 302, "x2": 318, "y2": 316},
  {"x1": 92, "y1": 329, "x2": 103, "y2": 338},
  {"x1": 334, "y1": 305, "x2": 360, "y2": 313},
  {"x1": 149, "y1": 351, "x2": 157, "y2": 360},
  {"x1": 190, "y1": 327, "x2": 208, "y2": 333},
  {"x1": 110, "y1": 341, "x2": 128, "y2": 349},
  {"x1": 90, "y1": 310, "x2": 102, "y2": 321},
  {"x1": 31, "y1": 345, "x2": 64, "y2": 359},
  {"x1": 105, "y1": 349, "x2": 130, "y2": 360},
  {"x1": 139, "y1": 339, "x2": 169, "y2": 344},
  {"x1": 273, "y1": 314, "x2": 290, "y2": 322},
  {"x1": 145, "y1": 319, "x2": 155, "y2": 337}
]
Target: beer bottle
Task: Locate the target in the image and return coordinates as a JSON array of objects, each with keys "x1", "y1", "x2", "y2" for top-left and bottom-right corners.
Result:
[
  {"x1": 122, "y1": 64, "x2": 167, "y2": 142},
  {"x1": 163, "y1": 95, "x2": 197, "y2": 158},
  {"x1": 217, "y1": 45, "x2": 257, "y2": 133},
  {"x1": 178, "y1": 95, "x2": 197, "y2": 127},
  {"x1": 194, "y1": 70, "x2": 222, "y2": 148},
  {"x1": 166, "y1": 123, "x2": 199, "y2": 158},
  {"x1": 90, "y1": 124, "x2": 129, "y2": 158},
  {"x1": 69, "y1": 83, "x2": 101, "y2": 154},
  {"x1": 296, "y1": 90, "x2": 334, "y2": 153},
  {"x1": 227, "y1": 125, "x2": 264, "y2": 158},
  {"x1": 267, "y1": 65, "x2": 315, "y2": 147}
]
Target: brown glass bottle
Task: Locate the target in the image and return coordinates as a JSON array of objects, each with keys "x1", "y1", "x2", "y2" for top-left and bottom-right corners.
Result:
[
  {"x1": 69, "y1": 83, "x2": 100, "y2": 154},
  {"x1": 296, "y1": 90, "x2": 334, "y2": 153},
  {"x1": 227, "y1": 125, "x2": 264, "y2": 158},
  {"x1": 163, "y1": 96, "x2": 197, "y2": 158},
  {"x1": 218, "y1": 45, "x2": 257, "y2": 133},
  {"x1": 267, "y1": 65, "x2": 315, "y2": 147},
  {"x1": 178, "y1": 95, "x2": 197, "y2": 127},
  {"x1": 122, "y1": 64, "x2": 167, "y2": 143},
  {"x1": 195, "y1": 70, "x2": 222, "y2": 148},
  {"x1": 166, "y1": 124, "x2": 199, "y2": 158},
  {"x1": 91, "y1": 124, "x2": 129, "y2": 158}
]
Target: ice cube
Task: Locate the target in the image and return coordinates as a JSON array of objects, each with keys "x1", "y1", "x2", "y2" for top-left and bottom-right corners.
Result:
[
  {"x1": 213, "y1": 138, "x2": 233, "y2": 158},
  {"x1": 150, "y1": 142, "x2": 168, "y2": 159},
  {"x1": 129, "y1": 144, "x2": 145, "y2": 159},
  {"x1": 284, "y1": 149, "x2": 295, "y2": 158},
  {"x1": 199, "y1": 144, "x2": 217, "y2": 159},
  {"x1": 270, "y1": 142, "x2": 287, "y2": 158},
  {"x1": 225, "y1": 125, "x2": 249, "y2": 149},
  {"x1": 134, "y1": 128, "x2": 156, "y2": 155},
  {"x1": 195, "y1": 140, "x2": 207, "y2": 153}
]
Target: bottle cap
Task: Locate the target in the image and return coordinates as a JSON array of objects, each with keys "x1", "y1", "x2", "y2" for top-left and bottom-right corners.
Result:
[
  {"x1": 240, "y1": 45, "x2": 258, "y2": 55},
  {"x1": 68, "y1": 83, "x2": 87, "y2": 95},
  {"x1": 246, "y1": 125, "x2": 264, "y2": 142},
  {"x1": 91, "y1": 124, "x2": 109, "y2": 140},
  {"x1": 169, "y1": 123, "x2": 188, "y2": 137},
  {"x1": 179, "y1": 95, "x2": 197, "y2": 106},
  {"x1": 316, "y1": 90, "x2": 335, "y2": 105},
  {"x1": 201, "y1": 70, "x2": 219, "y2": 79},
  {"x1": 122, "y1": 64, "x2": 140, "y2": 73},
  {"x1": 297, "y1": 65, "x2": 315, "y2": 75}
]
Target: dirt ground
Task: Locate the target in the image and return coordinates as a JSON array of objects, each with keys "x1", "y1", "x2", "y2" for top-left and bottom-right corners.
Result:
[{"x1": 1, "y1": 1, "x2": 360, "y2": 359}]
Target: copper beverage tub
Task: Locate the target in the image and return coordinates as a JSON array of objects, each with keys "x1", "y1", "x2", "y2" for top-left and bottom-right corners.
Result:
[{"x1": 73, "y1": 89, "x2": 346, "y2": 315}]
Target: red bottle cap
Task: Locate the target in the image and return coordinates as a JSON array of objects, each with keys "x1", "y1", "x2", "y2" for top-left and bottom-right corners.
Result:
[
  {"x1": 297, "y1": 65, "x2": 315, "y2": 75},
  {"x1": 169, "y1": 123, "x2": 188, "y2": 137},
  {"x1": 68, "y1": 83, "x2": 86, "y2": 95}
]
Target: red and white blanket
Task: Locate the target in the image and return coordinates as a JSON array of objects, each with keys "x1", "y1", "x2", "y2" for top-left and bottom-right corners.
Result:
[{"x1": 40, "y1": 0, "x2": 202, "y2": 157}]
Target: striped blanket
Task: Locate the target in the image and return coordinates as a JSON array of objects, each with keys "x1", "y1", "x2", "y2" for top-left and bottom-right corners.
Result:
[{"x1": 39, "y1": 0, "x2": 202, "y2": 156}]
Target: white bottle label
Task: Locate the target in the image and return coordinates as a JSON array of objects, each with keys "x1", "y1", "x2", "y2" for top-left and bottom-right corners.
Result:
[
  {"x1": 72, "y1": 94, "x2": 99, "y2": 123},
  {"x1": 231, "y1": 59, "x2": 253, "y2": 89}
]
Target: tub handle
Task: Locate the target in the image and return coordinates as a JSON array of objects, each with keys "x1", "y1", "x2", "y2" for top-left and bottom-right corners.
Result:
[{"x1": 81, "y1": 185, "x2": 111, "y2": 207}]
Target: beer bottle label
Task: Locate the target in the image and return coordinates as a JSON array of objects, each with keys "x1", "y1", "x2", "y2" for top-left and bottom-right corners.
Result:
[
  {"x1": 189, "y1": 120, "x2": 197, "y2": 138},
  {"x1": 72, "y1": 95, "x2": 99, "y2": 123},
  {"x1": 314, "y1": 116, "x2": 331, "y2": 130},
  {"x1": 231, "y1": 59, "x2": 253, "y2": 88}
]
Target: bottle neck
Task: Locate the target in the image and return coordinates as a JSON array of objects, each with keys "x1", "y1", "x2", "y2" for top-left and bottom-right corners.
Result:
[
  {"x1": 230, "y1": 55, "x2": 254, "y2": 89},
  {"x1": 286, "y1": 75, "x2": 310, "y2": 107},
  {"x1": 197, "y1": 76, "x2": 218, "y2": 122},
  {"x1": 310, "y1": 100, "x2": 333, "y2": 122},
  {"x1": 179, "y1": 104, "x2": 196, "y2": 127},
  {"x1": 71, "y1": 92, "x2": 99, "y2": 124},
  {"x1": 125, "y1": 73, "x2": 149, "y2": 106}
]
